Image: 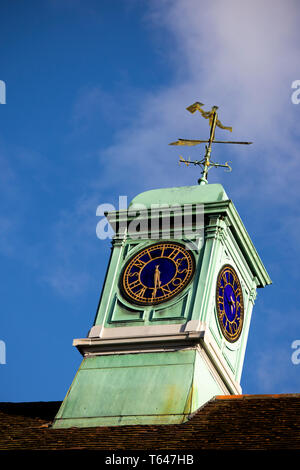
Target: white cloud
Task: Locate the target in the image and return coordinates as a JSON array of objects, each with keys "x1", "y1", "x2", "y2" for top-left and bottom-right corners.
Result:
[{"x1": 91, "y1": 0, "x2": 300, "y2": 204}]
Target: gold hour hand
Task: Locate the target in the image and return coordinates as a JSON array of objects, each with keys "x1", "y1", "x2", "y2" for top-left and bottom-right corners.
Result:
[
  {"x1": 230, "y1": 295, "x2": 235, "y2": 313},
  {"x1": 152, "y1": 265, "x2": 161, "y2": 299}
]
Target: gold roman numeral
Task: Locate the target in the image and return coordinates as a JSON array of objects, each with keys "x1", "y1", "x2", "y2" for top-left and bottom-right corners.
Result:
[
  {"x1": 128, "y1": 279, "x2": 141, "y2": 289},
  {"x1": 169, "y1": 249, "x2": 180, "y2": 260},
  {"x1": 135, "y1": 286, "x2": 147, "y2": 298},
  {"x1": 132, "y1": 258, "x2": 146, "y2": 269},
  {"x1": 128, "y1": 271, "x2": 139, "y2": 278},
  {"x1": 160, "y1": 284, "x2": 172, "y2": 295}
]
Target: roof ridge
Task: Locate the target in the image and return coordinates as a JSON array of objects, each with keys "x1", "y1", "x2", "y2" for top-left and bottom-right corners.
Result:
[{"x1": 215, "y1": 393, "x2": 300, "y2": 400}]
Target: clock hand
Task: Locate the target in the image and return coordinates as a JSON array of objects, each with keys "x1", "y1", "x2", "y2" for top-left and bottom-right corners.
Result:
[
  {"x1": 224, "y1": 291, "x2": 232, "y2": 304},
  {"x1": 224, "y1": 290, "x2": 235, "y2": 313},
  {"x1": 230, "y1": 295, "x2": 235, "y2": 314},
  {"x1": 152, "y1": 265, "x2": 161, "y2": 299}
]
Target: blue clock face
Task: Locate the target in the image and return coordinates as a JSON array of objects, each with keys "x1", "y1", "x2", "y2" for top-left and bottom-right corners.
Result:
[
  {"x1": 120, "y1": 242, "x2": 195, "y2": 305},
  {"x1": 216, "y1": 265, "x2": 244, "y2": 342}
]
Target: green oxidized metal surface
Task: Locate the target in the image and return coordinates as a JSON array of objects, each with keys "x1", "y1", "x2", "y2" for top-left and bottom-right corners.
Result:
[
  {"x1": 129, "y1": 183, "x2": 228, "y2": 208},
  {"x1": 54, "y1": 350, "x2": 223, "y2": 428}
]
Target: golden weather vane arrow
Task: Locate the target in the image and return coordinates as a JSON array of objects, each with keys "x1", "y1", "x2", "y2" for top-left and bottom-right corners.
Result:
[{"x1": 169, "y1": 102, "x2": 252, "y2": 184}]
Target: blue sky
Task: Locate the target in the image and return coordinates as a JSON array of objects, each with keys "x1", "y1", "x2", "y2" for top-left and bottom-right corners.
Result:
[{"x1": 1, "y1": 0, "x2": 300, "y2": 402}]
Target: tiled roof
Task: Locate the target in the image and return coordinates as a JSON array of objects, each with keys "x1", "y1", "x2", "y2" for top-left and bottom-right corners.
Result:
[{"x1": 1, "y1": 394, "x2": 300, "y2": 451}]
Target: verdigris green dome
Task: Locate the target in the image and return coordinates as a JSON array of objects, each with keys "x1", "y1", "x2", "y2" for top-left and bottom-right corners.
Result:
[{"x1": 129, "y1": 183, "x2": 229, "y2": 208}]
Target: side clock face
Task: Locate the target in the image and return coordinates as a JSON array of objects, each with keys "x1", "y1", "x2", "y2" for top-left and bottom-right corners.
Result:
[
  {"x1": 120, "y1": 242, "x2": 195, "y2": 306},
  {"x1": 216, "y1": 265, "x2": 244, "y2": 342}
]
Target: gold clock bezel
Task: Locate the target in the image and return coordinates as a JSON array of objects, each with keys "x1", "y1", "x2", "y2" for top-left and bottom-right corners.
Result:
[
  {"x1": 216, "y1": 264, "x2": 244, "y2": 343},
  {"x1": 120, "y1": 241, "x2": 195, "y2": 306}
]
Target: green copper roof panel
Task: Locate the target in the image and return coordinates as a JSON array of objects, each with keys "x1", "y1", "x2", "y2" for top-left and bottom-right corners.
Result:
[{"x1": 129, "y1": 183, "x2": 228, "y2": 208}]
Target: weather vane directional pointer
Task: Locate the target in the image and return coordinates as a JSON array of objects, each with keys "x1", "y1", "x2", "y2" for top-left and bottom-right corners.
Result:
[{"x1": 169, "y1": 102, "x2": 252, "y2": 184}]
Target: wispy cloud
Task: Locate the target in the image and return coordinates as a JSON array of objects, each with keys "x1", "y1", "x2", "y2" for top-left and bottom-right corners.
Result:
[{"x1": 86, "y1": 0, "x2": 300, "y2": 203}]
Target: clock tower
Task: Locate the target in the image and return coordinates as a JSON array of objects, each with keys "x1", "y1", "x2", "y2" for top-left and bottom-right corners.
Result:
[{"x1": 53, "y1": 103, "x2": 271, "y2": 429}]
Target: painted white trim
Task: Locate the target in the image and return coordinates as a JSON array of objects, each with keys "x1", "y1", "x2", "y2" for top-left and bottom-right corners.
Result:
[
  {"x1": 200, "y1": 328, "x2": 242, "y2": 394},
  {"x1": 74, "y1": 330, "x2": 203, "y2": 349},
  {"x1": 88, "y1": 320, "x2": 201, "y2": 339},
  {"x1": 197, "y1": 346, "x2": 231, "y2": 395}
]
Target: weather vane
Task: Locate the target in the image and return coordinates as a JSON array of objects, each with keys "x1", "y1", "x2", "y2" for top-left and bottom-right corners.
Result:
[{"x1": 169, "y1": 102, "x2": 252, "y2": 184}]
